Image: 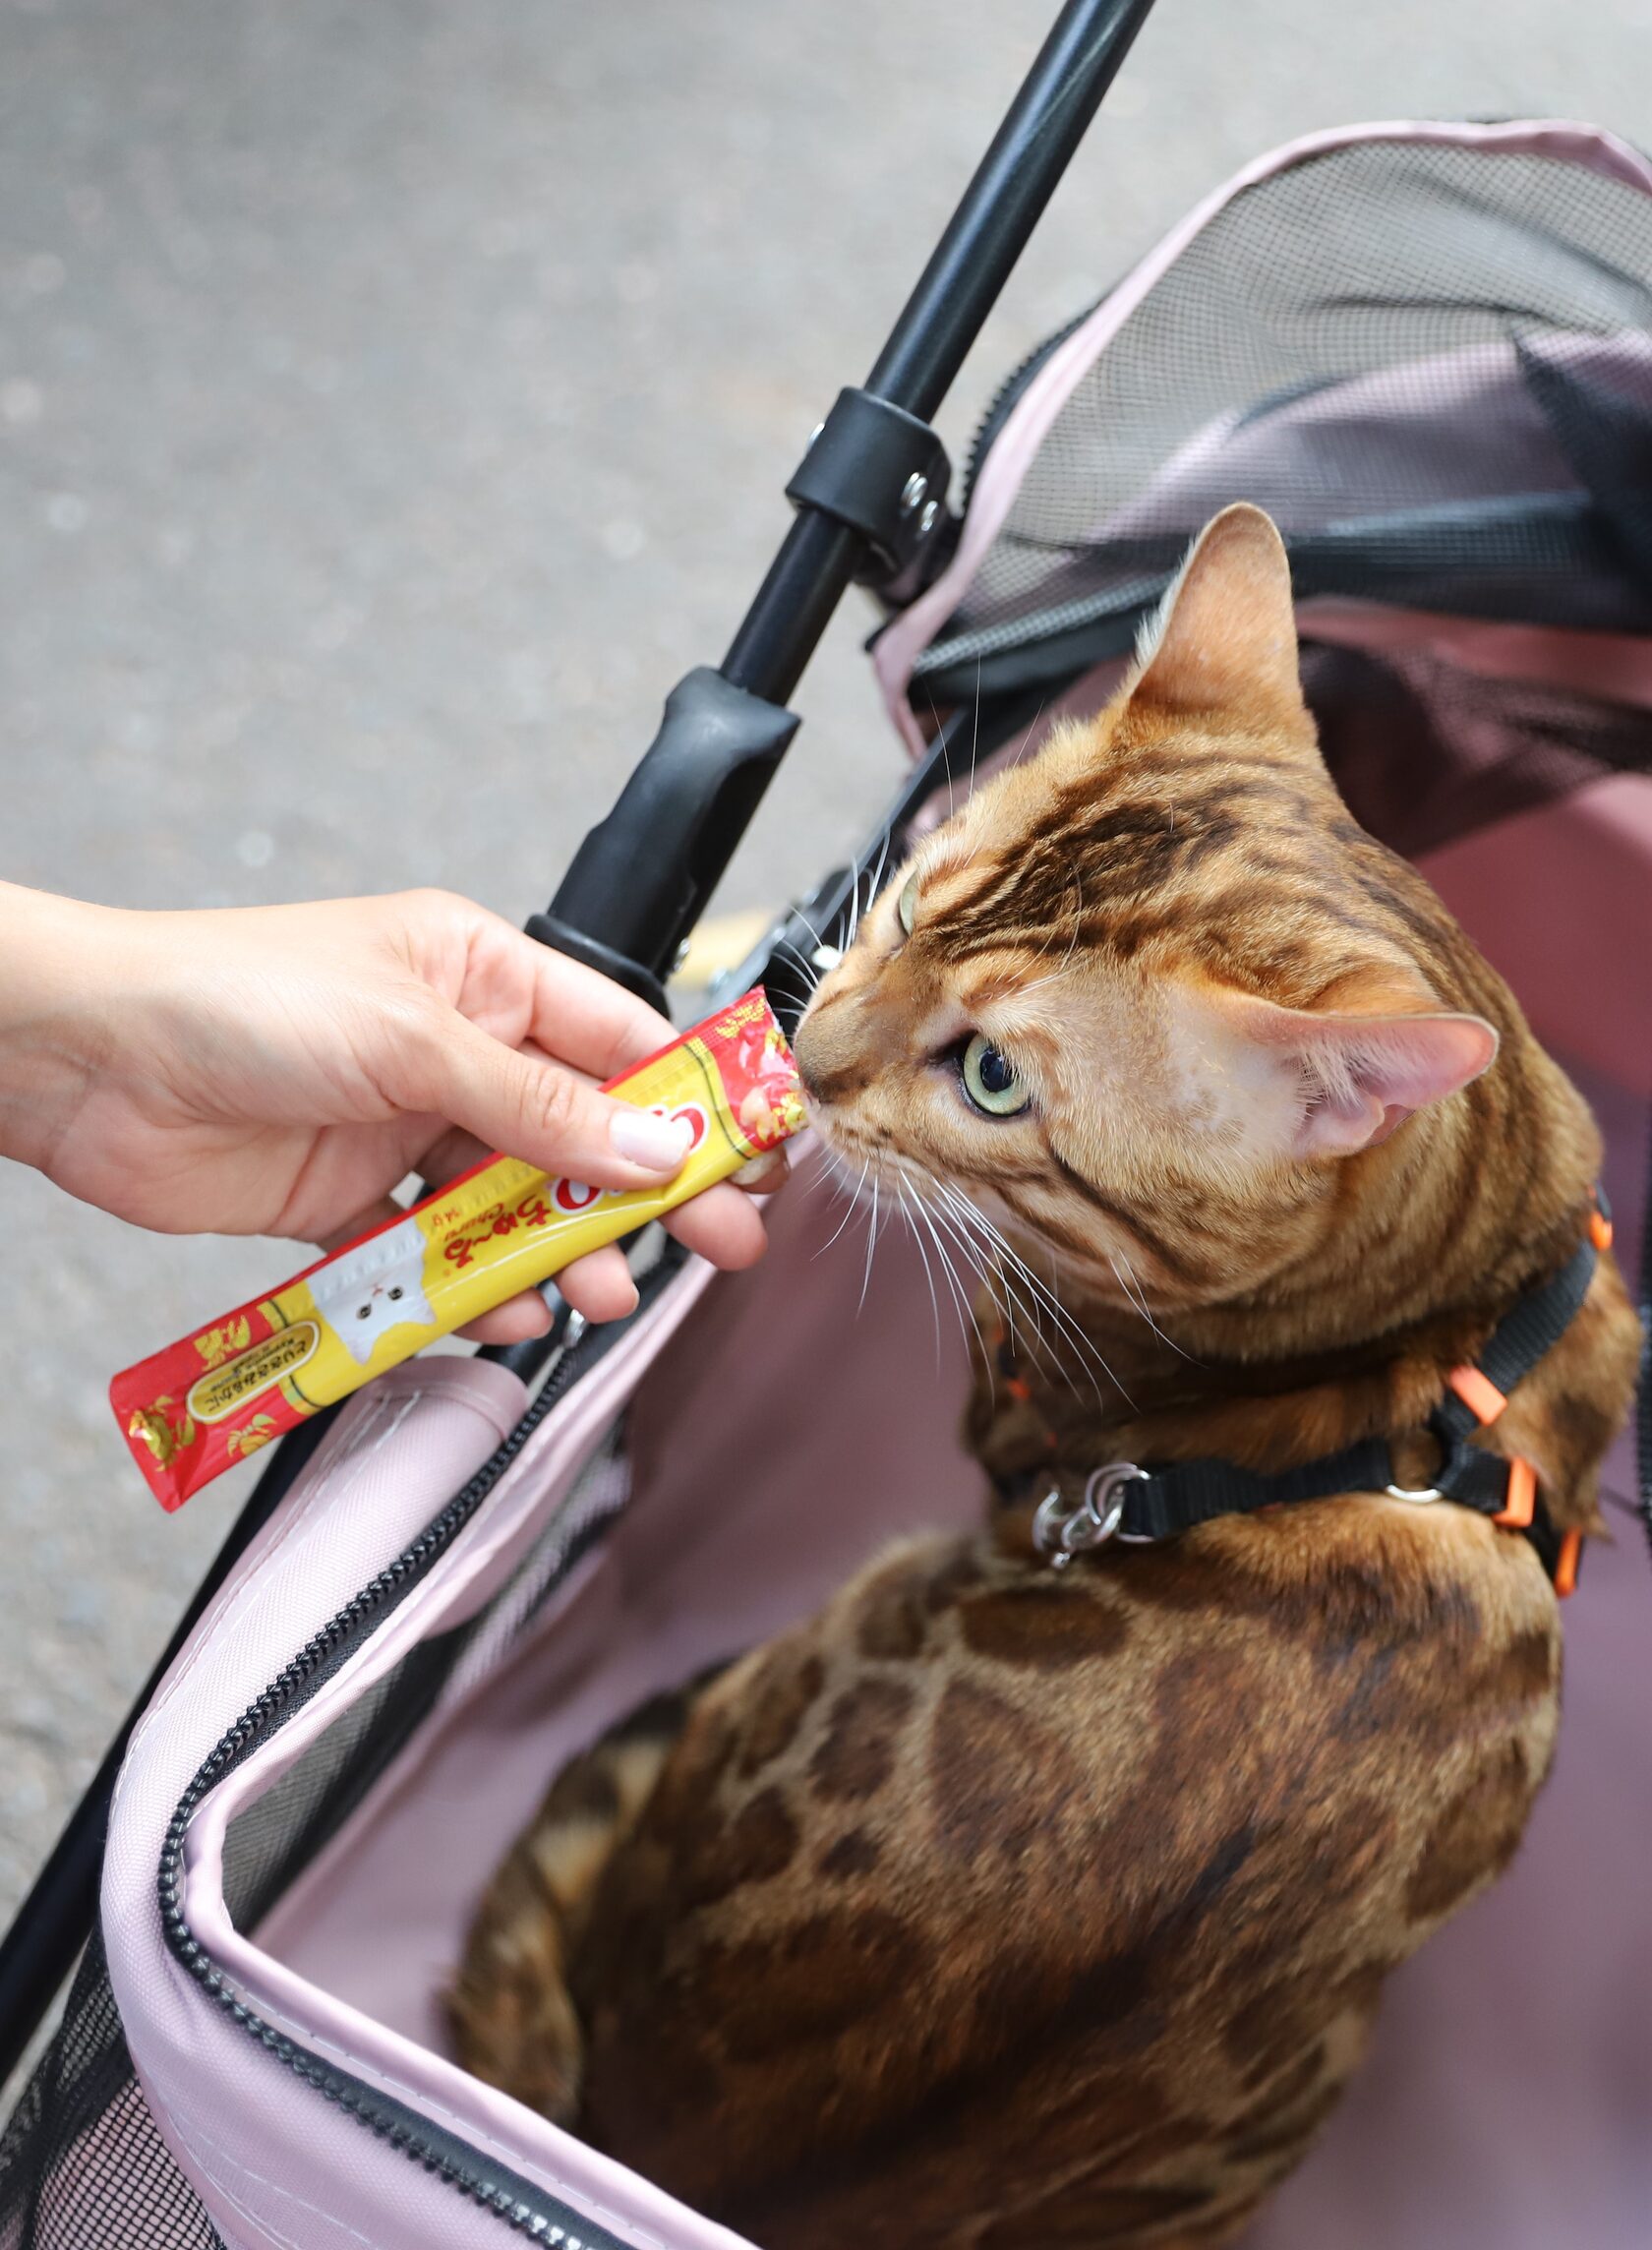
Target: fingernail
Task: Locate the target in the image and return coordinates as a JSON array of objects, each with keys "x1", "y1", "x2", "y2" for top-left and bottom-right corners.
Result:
[{"x1": 610, "y1": 1107, "x2": 692, "y2": 1173}]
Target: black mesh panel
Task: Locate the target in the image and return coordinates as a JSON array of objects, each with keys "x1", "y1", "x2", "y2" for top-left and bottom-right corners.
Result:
[
  {"x1": 0, "y1": 1936, "x2": 223, "y2": 2250},
  {"x1": 918, "y1": 136, "x2": 1652, "y2": 702},
  {"x1": 0, "y1": 1425, "x2": 630, "y2": 2246}
]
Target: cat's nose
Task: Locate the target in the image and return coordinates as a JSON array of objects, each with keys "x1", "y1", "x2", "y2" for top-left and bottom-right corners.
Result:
[{"x1": 794, "y1": 1002, "x2": 869, "y2": 1107}]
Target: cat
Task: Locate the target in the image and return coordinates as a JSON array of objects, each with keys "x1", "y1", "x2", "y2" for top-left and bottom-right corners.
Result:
[
  {"x1": 448, "y1": 504, "x2": 1640, "y2": 2250},
  {"x1": 310, "y1": 1213, "x2": 438, "y2": 1365}
]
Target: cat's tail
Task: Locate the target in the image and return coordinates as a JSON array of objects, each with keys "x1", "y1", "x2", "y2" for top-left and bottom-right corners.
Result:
[{"x1": 446, "y1": 1680, "x2": 709, "y2": 2123}]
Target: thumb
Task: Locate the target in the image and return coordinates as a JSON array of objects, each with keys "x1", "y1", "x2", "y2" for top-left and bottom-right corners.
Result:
[{"x1": 394, "y1": 1002, "x2": 692, "y2": 1192}]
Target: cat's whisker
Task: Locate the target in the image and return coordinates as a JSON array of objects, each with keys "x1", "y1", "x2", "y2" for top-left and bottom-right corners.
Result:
[
  {"x1": 843, "y1": 829, "x2": 888, "y2": 954},
  {"x1": 909, "y1": 1173, "x2": 1057, "y2": 1406},
  {"x1": 791, "y1": 1147, "x2": 840, "y2": 1208},
  {"x1": 927, "y1": 1185, "x2": 1027, "y2": 1336},
  {"x1": 896, "y1": 1177, "x2": 946, "y2": 1369},
  {"x1": 926, "y1": 688, "x2": 963, "y2": 832},
  {"x1": 903, "y1": 1179, "x2": 989, "y2": 1382},
  {"x1": 1107, "y1": 1247, "x2": 1165, "y2": 1343},
  {"x1": 893, "y1": 1170, "x2": 967, "y2": 1332},
  {"x1": 1108, "y1": 1246, "x2": 1197, "y2": 1362},
  {"x1": 865, "y1": 838, "x2": 894, "y2": 940},
  {"x1": 932, "y1": 1189, "x2": 1079, "y2": 1400},
  {"x1": 896, "y1": 1172, "x2": 960, "y2": 1376},
  {"x1": 769, "y1": 936, "x2": 823, "y2": 992},
  {"x1": 815, "y1": 1156, "x2": 872, "y2": 1258},
  {"x1": 937, "y1": 1183, "x2": 1123, "y2": 1409},
  {"x1": 784, "y1": 901, "x2": 838, "y2": 973},
  {"x1": 933, "y1": 1183, "x2": 1088, "y2": 1414},
  {"x1": 858, "y1": 1174, "x2": 883, "y2": 1315},
  {"x1": 919, "y1": 1194, "x2": 1013, "y2": 1392},
  {"x1": 1010, "y1": 695, "x2": 1046, "y2": 778}
]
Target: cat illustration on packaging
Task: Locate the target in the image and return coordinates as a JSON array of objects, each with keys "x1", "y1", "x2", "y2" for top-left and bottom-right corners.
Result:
[
  {"x1": 451, "y1": 506, "x2": 1639, "y2": 2249},
  {"x1": 311, "y1": 1214, "x2": 438, "y2": 1365}
]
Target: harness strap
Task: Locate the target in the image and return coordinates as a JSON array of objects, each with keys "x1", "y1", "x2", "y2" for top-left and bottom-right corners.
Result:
[
  {"x1": 1434, "y1": 1235, "x2": 1600, "y2": 1450},
  {"x1": 1017, "y1": 1214, "x2": 1603, "y2": 1594}
]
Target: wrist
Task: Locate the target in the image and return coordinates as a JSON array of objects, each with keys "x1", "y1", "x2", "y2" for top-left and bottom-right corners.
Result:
[{"x1": 0, "y1": 882, "x2": 127, "y2": 1170}]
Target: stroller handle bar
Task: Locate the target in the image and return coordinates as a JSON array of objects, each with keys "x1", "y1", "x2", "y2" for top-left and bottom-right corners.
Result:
[{"x1": 531, "y1": 0, "x2": 1158, "y2": 1012}]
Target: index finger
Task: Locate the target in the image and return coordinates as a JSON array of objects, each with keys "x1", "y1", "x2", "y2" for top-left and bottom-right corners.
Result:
[{"x1": 462, "y1": 915, "x2": 684, "y2": 1086}]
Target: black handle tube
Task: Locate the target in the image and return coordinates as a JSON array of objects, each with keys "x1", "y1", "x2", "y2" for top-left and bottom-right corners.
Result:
[
  {"x1": 719, "y1": 513, "x2": 862, "y2": 708},
  {"x1": 862, "y1": 0, "x2": 1156, "y2": 422},
  {"x1": 721, "y1": 0, "x2": 1156, "y2": 702},
  {"x1": 550, "y1": 0, "x2": 1158, "y2": 984}
]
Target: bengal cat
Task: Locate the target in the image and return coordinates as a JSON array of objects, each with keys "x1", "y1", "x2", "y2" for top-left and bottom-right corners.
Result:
[{"x1": 451, "y1": 505, "x2": 1639, "y2": 2248}]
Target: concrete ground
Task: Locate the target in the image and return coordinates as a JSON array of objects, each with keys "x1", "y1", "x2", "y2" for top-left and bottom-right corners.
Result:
[{"x1": 3, "y1": 0, "x2": 1650, "y2": 1941}]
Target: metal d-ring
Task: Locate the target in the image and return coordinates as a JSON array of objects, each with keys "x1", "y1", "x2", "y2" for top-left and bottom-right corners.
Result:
[
  {"x1": 1032, "y1": 1462, "x2": 1148, "y2": 1569},
  {"x1": 1385, "y1": 1481, "x2": 1444, "y2": 1504}
]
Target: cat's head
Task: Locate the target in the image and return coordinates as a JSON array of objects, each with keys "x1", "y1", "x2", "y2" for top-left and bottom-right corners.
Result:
[{"x1": 795, "y1": 504, "x2": 1501, "y2": 1311}]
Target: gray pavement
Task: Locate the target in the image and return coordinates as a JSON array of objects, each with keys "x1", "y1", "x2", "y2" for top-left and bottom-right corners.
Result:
[{"x1": 3, "y1": 0, "x2": 1650, "y2": 1933}]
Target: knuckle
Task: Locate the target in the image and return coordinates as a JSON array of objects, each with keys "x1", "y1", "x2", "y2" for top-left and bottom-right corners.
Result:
[
  {"x1": 399, "y1": 884, "x2": 460, "y2": 918},
  {"x1": 525, "y1": 1063, "x2": 583, "y2": 1145}
]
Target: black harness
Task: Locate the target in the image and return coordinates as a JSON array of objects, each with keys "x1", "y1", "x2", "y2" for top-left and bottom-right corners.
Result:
[{"x1": 1006, "y1": 1211, "x2": 1608, "y2": 1596}]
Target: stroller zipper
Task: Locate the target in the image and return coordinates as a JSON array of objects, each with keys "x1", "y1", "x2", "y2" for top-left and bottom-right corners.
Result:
[{"x1": 154, "y1": 1252, "x2": 687, "y2": 2249}]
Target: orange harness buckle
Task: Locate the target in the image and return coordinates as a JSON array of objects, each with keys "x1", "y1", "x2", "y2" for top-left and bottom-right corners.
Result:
[
  {"x1": 1491, "y1": 1455, "x2": 1538, "y2": 1531},
  {"x1": 1445, "y1": 1371, "x2": 1567, "y2": 1586},
  {"x1": 1447, "y1": 1365, "x2": 1507, "y2": 1427},
  {"x1": 1555, "y1": 1528, "x2": 1583, "y2": 1598}
]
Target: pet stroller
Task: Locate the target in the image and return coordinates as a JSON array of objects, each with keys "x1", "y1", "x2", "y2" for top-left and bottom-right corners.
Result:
[{"x1": 4, "y1": 0, "x2": 1652, "y2": 2237}]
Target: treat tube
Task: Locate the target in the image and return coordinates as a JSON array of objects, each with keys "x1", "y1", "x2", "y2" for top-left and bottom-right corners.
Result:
[{"x1": 110, "y1": 989, "x2": 804, "y2": 1509}]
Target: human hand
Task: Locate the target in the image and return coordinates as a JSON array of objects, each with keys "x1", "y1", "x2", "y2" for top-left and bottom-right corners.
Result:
[{"x1": 0, "y1": 882, "x2": 780, "y2": 1335}]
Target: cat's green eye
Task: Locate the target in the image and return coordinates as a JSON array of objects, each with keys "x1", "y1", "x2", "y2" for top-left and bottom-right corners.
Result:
[
  {"x1": 897, "y1": 874, "x2": 919, "y2": 936},
  {"x1": 960, "y1": 1033, "x2": 1031, "y2": 1118}
]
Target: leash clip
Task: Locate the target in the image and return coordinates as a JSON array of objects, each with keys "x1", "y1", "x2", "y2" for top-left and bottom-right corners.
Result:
[{"x1": 1033, "y1": 1462, "x2": 1148, "y2": 1569}]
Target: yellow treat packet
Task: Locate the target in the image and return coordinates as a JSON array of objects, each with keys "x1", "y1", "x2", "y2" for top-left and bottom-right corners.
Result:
[{"x1": 111, "y1": 988, "x2": 803, "y2": 1508}]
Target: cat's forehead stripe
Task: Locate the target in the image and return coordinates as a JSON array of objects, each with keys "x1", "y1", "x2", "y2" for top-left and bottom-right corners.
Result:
[{"x1": 918, "y1": 851, "x2": 991, "y2": 917}]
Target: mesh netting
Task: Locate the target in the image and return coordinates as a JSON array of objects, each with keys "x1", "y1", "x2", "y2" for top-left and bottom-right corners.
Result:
[
  {"x1": 0, "y1": 1419, "x2": 629, "y2": 2249},
  {"x1": 0, "y1": 1936, "x2": 223, "y2": 2250},
  {"x1": 917, "y1": 134, "x2": 1652, "y2": 698}
]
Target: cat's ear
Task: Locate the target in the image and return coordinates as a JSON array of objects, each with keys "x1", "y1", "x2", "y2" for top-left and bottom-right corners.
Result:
[
  {"x1": 1128, "y1": 503, "x2": 1305, "y2": 725},
  {"x1": 1204, "y1": 985, "x2": 1499, "y2": 1158}
]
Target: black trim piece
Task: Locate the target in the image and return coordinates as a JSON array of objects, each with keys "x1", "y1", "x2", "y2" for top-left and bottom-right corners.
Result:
[
  {"x1": 912, "y1": 491, "x2": 1652, "y2": 702},
  {"x1": 786, "y1": 387, "x2": 952, "y2": 584},
  {"x1": 153, "y1": 1251, "x2": 686, "y2": 2244}
]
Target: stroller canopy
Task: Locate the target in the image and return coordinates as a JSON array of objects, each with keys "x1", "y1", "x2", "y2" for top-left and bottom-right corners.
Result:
[{"x1": 880, "y1": 119, "x2": 1652, "y2": 858}]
